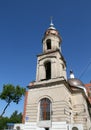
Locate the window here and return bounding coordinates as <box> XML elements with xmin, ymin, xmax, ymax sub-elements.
<box><xmin>16</xmin><ymin>126</ymin><xmax>20</xmax><ymax>130</ymax></box>
<box><xmin>59</xmin><ymin>42</ymin><xmax>60</xmax><ymax>47</ymax></box>
<box><xmin>45</xmin><ymin>128</ymin><xmax>49</xmax><ymax>130</ymax></box>
<box><xmin>46</xmin><ymin>39</ymin><xmax>51</xmax><ymax>50</ymax></box>
<box><xmin>40</xmin><ymin>98</ymin><xmax>51</xmax><ymax>120</ymax></box>
<box><xmin>72</xmin><ymin>127</ymin><xmax>78</xmax><ymax>130</ymax></box>
<box><xmin>45</xmin><ymin>62</ymin><xmax>51</xmax><ymax>80</ymax></box>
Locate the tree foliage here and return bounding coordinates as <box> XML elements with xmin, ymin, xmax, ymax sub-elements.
<box><xmin>0</xmin><ymin>116</ymin><xmax>9</xmax><ymax>130</ymax></box>
<box><xmin>9</xmin><ymin>110</ymin><xmax>22</xmax><ymax>123</ymax></box>
<box><xmin>0</xmin><ymin>111</ymin><xmax>22</xmax><ymax>130</ymax></box>
<box><xmin>0</xmin><ymin>84</ymin><xmax>26</xmax><ymax>117</ymax></box>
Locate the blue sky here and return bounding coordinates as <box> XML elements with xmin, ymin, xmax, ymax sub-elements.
<box><xmin>0</xmin><ymin>0</ymin><xmax>91</xmax><ymax>117</ymax></box>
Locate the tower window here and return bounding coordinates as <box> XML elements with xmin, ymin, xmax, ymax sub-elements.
<box><xmin>46</xmin><ymin>39</ymin><xmax>51</xmax><ymax>50</ymax></box>
<box><xmin>40</xmin><ymin>98</ymin><xmax>51</xmax><ymax>120</ymax></box>
<box><xmin>59</xmin><ymin>42</ymin><xmax>60</xmax><ymax>47</ymax></box>
<box><xmin>72</xmin><ymin>127</ymin><xmax>78</xmax><ymax>130</ymax></box>
<box><xmin>16</xmin><ymin>126</ymin><xmax>20</xmax><ymax>130</ymax></box>
<box><xmin>45</xmin><ymin>128</ymin><xmax>49</xmax><ymax>130</ymax></box>
<box><xmin>45</xmin><ymin>62</ymin><xmax>51</xmax><ymax>80</ymax></box>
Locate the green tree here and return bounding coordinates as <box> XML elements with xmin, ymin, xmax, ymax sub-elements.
<box><xmin>0</xmin><ymin>84</ymin><xmax>26</xmax><ymax>117</ymax></box>
<box><xmin>9</xmin><ymin>110</ymin><xmax>22</xmax><ymax>123</ymax></box>
<box><xmin>0</xmin><ymin>111</ymin><xmax>22</xmax><ymax>130</ymax></box>
<box><xmin>0</xmin><ymin>116</ymin><xmax>9</xmax><ymax>130</ymax></box>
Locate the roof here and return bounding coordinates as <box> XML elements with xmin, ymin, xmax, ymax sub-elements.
<box><xmin>85</xmin><ymin>83</ymin><xmax>91</xmax><ymax>103</ymax></box>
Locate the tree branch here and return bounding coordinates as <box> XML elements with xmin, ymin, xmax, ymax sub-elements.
<box><xmin>0</xmin><ymin>101</ymin><xmax>11</xmax><ymax>117</ymax></box>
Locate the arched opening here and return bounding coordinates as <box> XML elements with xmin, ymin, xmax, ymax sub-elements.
<box><xmin>45</xmin><ymin>62</ymin><xmax>51</xmax><ymax>80</ymax></box>
<box><xmin>46</xmin><ymin>39</ymin><xmax>51</xmax><ymax>50</ymax></box>
<box><xmin>40</xmin><ymin>98</ymin><xmax>51</xmax><ymax>120</ymax></box>
<box><xmin>45</xmin><ymin>128</ymin><xmax>49</xmax><ymax>130</ymax></box>
<box><xmin>72</xmin><ymin>127</ymin><xmax>78</xmax><ymax>130</ymax></box>
<box><xmin>16</xmin><ymin>126</ymin><xmax>20</xmax><ymax>130</ymax></box>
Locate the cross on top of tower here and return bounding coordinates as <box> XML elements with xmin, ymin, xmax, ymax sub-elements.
<box><xmin>48</xmin><ymin>17</ymin><xmax>56</xmax><ymax>30</ymax></box>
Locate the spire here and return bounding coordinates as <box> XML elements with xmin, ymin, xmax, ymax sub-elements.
<box><xmin>70</xmin><ymin>70</ymin><xmax>75</xmax><ymax>79</ymax></box>
<box><xmin>50</xmin><ymin>17</ymin><xmax>54</xmax><ymax>26</ymax></box>
<box><xmin>48</xmin><ymin>17</ymin><xmax>56</xmax><ymax>30</ymax></box>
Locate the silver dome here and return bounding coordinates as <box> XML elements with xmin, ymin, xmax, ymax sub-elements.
<box><xmin>68</xmin><ymin>78</ymin><xmax>85</xmax><ymax>87</ymax></box>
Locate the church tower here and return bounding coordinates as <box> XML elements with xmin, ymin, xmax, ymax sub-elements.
<box><xmin>21</xmin><ymin>21</ymin><xmax>91</xmax><ymax>130</ymax></box>
<box><xmin>36</xmin><ymin>21</ymin><xmax>67</xmax><ymax>82</ymax></box>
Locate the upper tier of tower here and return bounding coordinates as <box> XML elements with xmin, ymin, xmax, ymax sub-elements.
<box><xmin>35</xmin><ymin>21</ymin><xmax>67</xmax><ymax>82</ymax></box>
<box><xmin>42</xmin><ymin>21</ymin><xmax>62</xmax><ymax>53</ymax></box>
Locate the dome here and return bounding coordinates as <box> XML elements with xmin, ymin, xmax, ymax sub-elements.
<box><xmin>67</xmin><ymin>70</ymin><xmax>88</xmax><ymax>96</ymax></box>
<box><xmin>43</xmin><ymin>21</ymin><xmax>62</xmax><ymax>41</ymax></box>
<box><xmin>68</xmin><ymin>78</ymin><xmax>85</xmax><ymax>87</ymax></box>
<box><xmin>45</xmin><ymin>28</ymin><xmax>59</xmax><ymax>36</ymax></box>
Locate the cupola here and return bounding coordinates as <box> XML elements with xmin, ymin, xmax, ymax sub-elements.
<box><xmin>68</xmin><ymin>70</ymin><xmax>85</xmax><ymax>87</ymax></box>
<box><xmin>68</xmin><ymin>70</ymin><xmax>87</xmax><ymax>96</ymax></box>
<box><xmin>42</xmin><ymin>20</ymin><xmax>62</xmax><ymax>53</ymax></box>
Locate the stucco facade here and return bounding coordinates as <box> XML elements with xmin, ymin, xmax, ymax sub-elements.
<box><xmin>22</xmin><ymin>78</ymin><xmax>91</xmax><ymax>130</ymax></box>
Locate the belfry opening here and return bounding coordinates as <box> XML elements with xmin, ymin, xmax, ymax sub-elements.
<box><xmin>45</xmin><ymin>61</ymin><xmax>51</xmax><ymax>80</ymax></box>
<box><xmin>46</xmin><ymin>39</ymin><xmax>51</xmax><ymax>50</ymax></box>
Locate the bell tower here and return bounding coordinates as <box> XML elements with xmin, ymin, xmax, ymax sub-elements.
<box><xmin>36</xmin><ymin>21</ymin><xmax>67</xmax><ymax>82</ymax></box>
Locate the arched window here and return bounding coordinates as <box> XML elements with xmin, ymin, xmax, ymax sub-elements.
<box><xmin>72</xmin><ymin>127</ymin><xmax>78</xmax><ymax>130</ymax></box>
<box><xmin>16</xmin><ymin>126</ymin><xmax>20</xmax><ymax>130</ymax></box>
<box><xmin>45</xmin><ymin>128</ymin><xmax>49</xmax><ymax>130</ymax></box>
<box><xmin>46</xmin><ymin>39</ymin><xmax>51</xmax><ymax>50</ymax></box>
<box><xmin>45</xmin><ymin>62</ymin><xmax>51</xmax><ymax>80</ymax></box>
<box><xmin>40</xmin><ymin>98</ymin><xmax>51</xmax><ymax>120</ymax></box>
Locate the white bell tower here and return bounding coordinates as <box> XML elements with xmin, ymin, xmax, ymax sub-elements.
<box><xmin>36</xmin><ymin>21</ymin><xmax>67</xmax><ymax>82</ymax></box>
